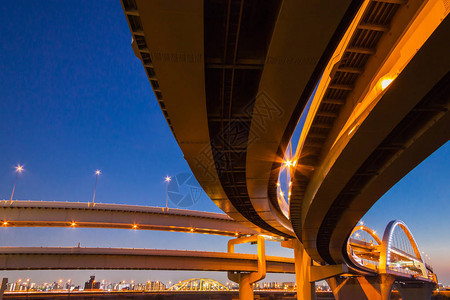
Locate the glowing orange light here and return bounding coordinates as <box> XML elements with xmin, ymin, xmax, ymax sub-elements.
<box><xmin>348</xmin><ymin>124</ymin><xmax>358</xmax><ymax>135</ymax></box>
<box><xmin>132</xmin><ymin>224</ymin><xmax>138</xmax><ymax>229</ymax></box>
<box><xmin>235</xmin><ymin>232</ymin><xmax>239</xmax><ymax>236</ymax></box>
<box><xmin>2</xmin><ymin>221</ymin><xmax>7</xmax><ymax>226</ymax></box>
<box><xmin>15</xmin><ymin>165</ymin><xmax>24</xmax><ymax>173</ymax></box>
<box><xmin>276</xmin><ymin>182</ymin><xmax>280</xmax><ymax>187</ymax></box>
<box><xmin>381</xmin><ymin>78</ymin><xmax>394</xmax><ymax>90</ymax></box>
<box><xmin>293</xmin><ymin>160</ymin><xmax>297</xmax><ymax>167</ymax></box>
<box><xmin>165</xmin><ymin>176</ymin><xmax>171</xmax><ymax>182</ymax></box>
<box><xmin>279</xmin><ymin>191</ymin><xmax>284</xmax><ymax>197</ymax></box>
<box><xmin>289</xmin><ymin>181</ymin><xmax>292</xmax><ymax>187</ymax></box>
<box><xmin>71</xmin><ymin>222</ymin><xmax>76</xmax><ymax>226</ymax></box>
<box><xmin>95</xmin><ymin>170</ymin><xmax>101</xmax><ymax>175</ymax></box>
<box><xmin>284</xmin><ymin>160</ymin><xmax>292</xmax><ymax>167</ymax></box>
<box><xmin>190</xmin><ymin>228</ymin><xmax>194</xmax><ymax>232</ymax></box>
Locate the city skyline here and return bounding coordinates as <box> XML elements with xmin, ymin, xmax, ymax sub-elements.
<box><xmin>0</xmin><ymin>0</ymin><xmax>448</xmax><ymax>288</ymax></box>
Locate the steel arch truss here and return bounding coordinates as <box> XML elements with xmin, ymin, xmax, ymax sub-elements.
<box><xmin>347</xmin><ymin>220</ymin><xmax>434</xmax><ymax>282</ymax></box>
<box><xmin>169</xmin><ymin>278</ymin><xmax>229</xmax><ymax>291</ymax></box>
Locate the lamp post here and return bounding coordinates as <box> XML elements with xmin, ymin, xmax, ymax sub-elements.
<box><xmin>92</xmin><ymin>170</ymin><xmax>101</xmax><ymax>204</ymax></box>
<box><xmin>164</xmin><ymin>176</ymin><xmax>171</xmax><ymax>211</ymax></box>
<box><xmin>10</xmin><ymin>164</ymin><xmax>24</xmax><ymax>202</ymax></box>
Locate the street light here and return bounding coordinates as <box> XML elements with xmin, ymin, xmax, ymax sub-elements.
<box><xmin>92</xmin><ymin>170</ymin><xmax>101</xmax><ymax>204</ymax></box>
<box><xmin>164</xmin><ymin>176</ymin><xmax>171</xmax><ymax>211</ymax></box>
<box><xmin>10</xmin><ymin>164</ymin><xmax>24</xmax><ymax>202</ymax></box>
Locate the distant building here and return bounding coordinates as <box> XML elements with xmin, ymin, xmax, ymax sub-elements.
<box><xmin>283</xmin><ymin>282</ymin><xmax>296</xmax><ymax>290</ymax></box>
<box><xmin>268</xmin><ymin>282</ymin><xmax>282</xmax><ymax>289</ymax></box>
<box><xmin>146</xmin><ymin>281</ymin><xmax>166</xmax><ymax>290</ymax></box>
<box><xmin>84</xmin><ymin>276</ymin><xmax>100</xmax><ymax>290</ymax></box>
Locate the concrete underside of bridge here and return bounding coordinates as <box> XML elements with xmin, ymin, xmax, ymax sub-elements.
<box><xmin>122</xmin><ymin>0</ymin><xmax>449</xmax><ymax>270</ymax></box>
<box><xmin>300</xmin><ymin>11</ymin><xmax>450</xmax><ymax>266</ymax></box>
<box><xmin>116</xmin><ymin>1</ymin><xmax>448</xmax><ymax>299</ymax></box>
<box><xmin>121</xmin><ymin>0</ymin><xmax>365</xmax><ymax>239</ymax></box>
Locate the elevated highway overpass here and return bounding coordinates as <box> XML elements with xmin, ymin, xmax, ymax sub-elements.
<box><xmin>291</xmin><ymin>1</ymin><xmax>450</xmax><ymax>266</ymax></box>
<box><xmin>120</xmin><ymin>0</ymin><xmax>448</xmax><ymax>298</ymax></box>
<box><xmin>121</xmin><ymin>0</ymin><xmax>367</xmax><ymax>238</ymax></box>
<box><xmin>1</xmin><ymin>0</ymin><xmax>437</xmax><ymax>299</ymax></box>
<box><xmin>0</xmin><ymin>0</ymin><xmax>446</xmax><ymax>299</ymax></box>
<box><xmin>0</xmin><ymin>247</ymin><xmax>294</xmax><ymax>273</ymax></box>
<box><xmin>0</xmin><ymin>200</ymin><xmax>258</xmax><ymax>237</ymax></box>
<box><xmin>121</xmin><ymin>0</ymin><xmax>448</xmax><ymax>261</ymax></box>
<box><xmin>0</xmin><ymin>200</ymin><xmax>438</xmax><ymax>299</ymax></box>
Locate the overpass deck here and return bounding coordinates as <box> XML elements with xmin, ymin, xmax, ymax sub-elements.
<box><xmin>0</xmin><ymin>200</ymin><xmax>258</xmax><ymax>237</ymax></box>
<box><xmin>0</xmin><ymin>247</ymin><xmax>294</xmax><ymax>273</ymax></box>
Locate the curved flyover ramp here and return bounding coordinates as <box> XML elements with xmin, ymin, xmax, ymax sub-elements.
<box><xmin>0</xmin><ymin>200</ymin><xmax>258</xmax><ymax>237</ymax></box>
<box><xmin>288</xmin><ymin>0</ymin><xmax>449</xmax><ymax>264</ymax></box>
<box><xmin>121</xmin><ymin>0</ymin><xmax>364</xmax><ymax>238</ymax></box>
<box><xmin>120</xmin><ymin>0</ymin><xmax>449</xmax><ymax>271</ymax></box>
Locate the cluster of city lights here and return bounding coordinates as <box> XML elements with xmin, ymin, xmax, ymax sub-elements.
<box><xmin>276</xmin><ymin>157</ymin><xmax>298</xmax><ymax>218</ymax></box>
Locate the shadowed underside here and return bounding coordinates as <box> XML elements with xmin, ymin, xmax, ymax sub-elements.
<box><xmin>296</xmin><ymin>6</ymin><xmax>450</xmax><ymax>264</ymax></box>
<box><xmin>121</xmin><ymin>0</ymin><xmax>449</xmax><ymax>266</ymax></box>
<box><xmin>121</xmin><ymin>0</ymin><xmax>363</xmax><ymax>238</ymax></box>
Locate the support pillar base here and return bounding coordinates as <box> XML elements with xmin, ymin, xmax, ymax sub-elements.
<box><xmin>292</xmin><ymin>240</ymin><xmax>316</xmax><ymax>300</ymax></box>
<box><xmin>0</xmin><ymin>278</ymin><xmax>7</xmax><ymax>300</ymax></box>
<box><xmin>327</xmin><ymin>274</ymin><xmax>395</xmax><ymax>300</ymax></box>
<box><xmin>394</xmin><ymin>281</ymin><xmax>436</xmax><ymax>300</ymax></box>
<box><xmin>229</xmin><ymin>272</ymin><xmax>254</xmax><ymax>300</ymax></box>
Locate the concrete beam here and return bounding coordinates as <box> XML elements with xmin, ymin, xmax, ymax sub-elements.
<box><xmin>0</xmin><ymin>247</ymin><xmax>295</xmax><ymax>273</ymax></box>
<box><xmin>0</xmin><ymin>201</ymin><xmax>258</xmax><ymax>237</ymax></box>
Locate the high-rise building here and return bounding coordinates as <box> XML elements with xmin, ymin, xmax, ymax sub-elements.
<box><xmin>84</xmin><ymin>276</ymin><xmax>100</xmax><ymax>290</ymax></box>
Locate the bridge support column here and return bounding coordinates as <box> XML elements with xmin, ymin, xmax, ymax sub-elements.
<box><xmin>327</xmin><ymin>274</ymin><xmax>395</xmax><ymax>300</ymax></box>
<box><xmin>281</xmin><ymin>239</ymin><xmax>318</xmax><ymax>300</ymax></box>
<box><xmin>394</xmin><ymin>281</ymin><xmax>436</xmax><ymax>300</ymax></box>
<box><xmin>228</xmin><ymin>272</ymin><xmax>255</xmax><ymax>300</ymax></box>
<box><xmin>293</xmin><ymin>240</ymin><xmax>316</xmax><ymax>300</ymax></box>
<box><xmin>227</xmin><ymin>235</ymin><xmax>266</xmax><ymax>300</ymax></box>
<box><xmin>0</xmin><ymin>278</ymin><xmax>7</xmax><ymax>300</ymax></box>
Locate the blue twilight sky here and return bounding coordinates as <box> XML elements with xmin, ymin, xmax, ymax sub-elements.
<box><xmin>0</xmin><ymin>0</ymin><xmax>449</xmax><ymax>286</ymax></box>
